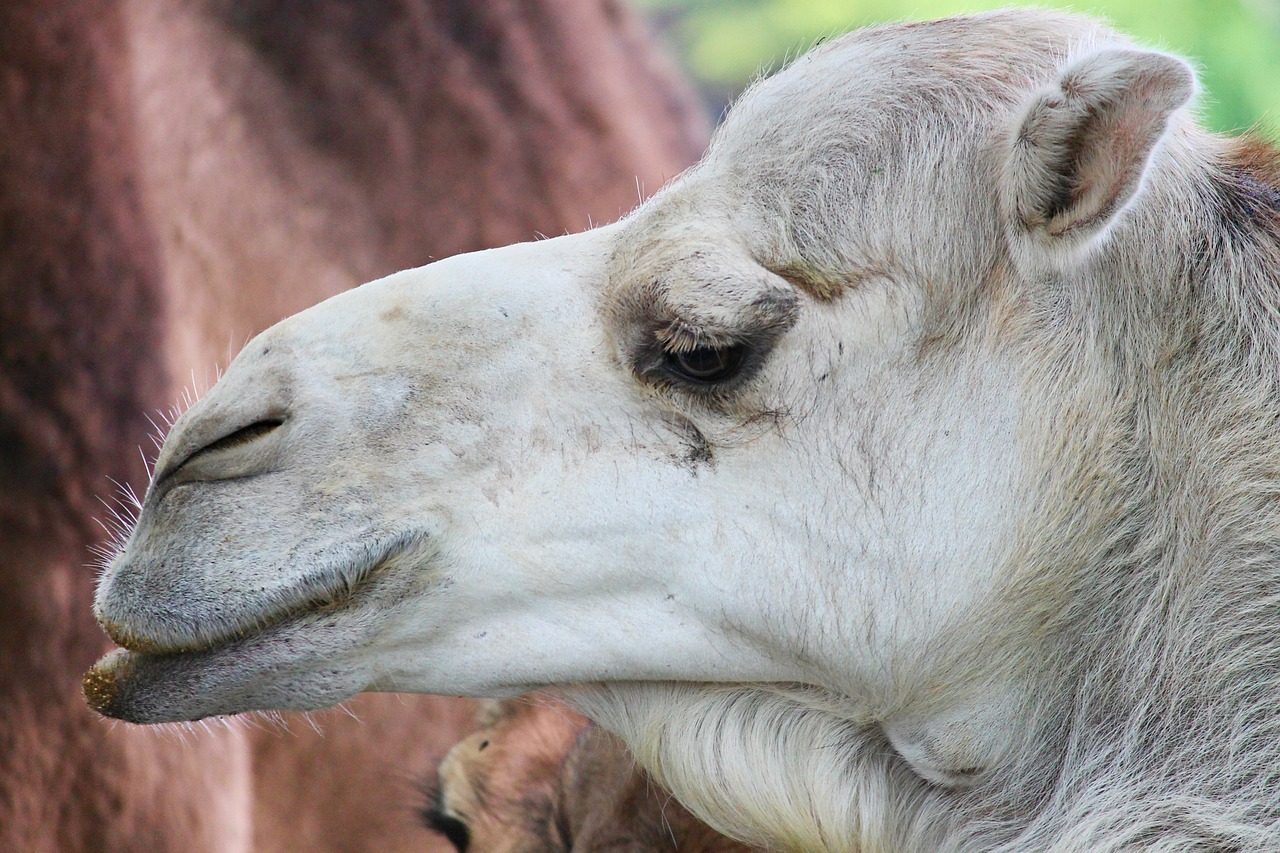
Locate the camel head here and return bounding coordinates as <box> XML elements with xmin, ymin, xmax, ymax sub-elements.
<box><xmin>89</xmin><ymin>9</ymin><xmax>1255</xmax><ymax>849</ymax></box>
<box><xmin>87</xmin><ymin>226</ymin><xmax>812</xmax><ymax>713</ymax></box>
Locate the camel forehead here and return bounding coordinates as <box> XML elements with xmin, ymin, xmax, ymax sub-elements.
<box><xmin>750</xmin><ymin>11</ymin><xmax>1107</xmax><ymax>107</ymax></box>
<box><xmin>210</xmin><ymin>9</ymin><xmax>1126</xmax><ymax>390</ymax></box>
<box><xmin>707</xmin><ymin>10</ymin><xmax>1114</xmax><ymax>172</ymax></box>
<box><xmin>604</xmin><ymin>10</ymin><xmax>1122</xmax><ymax>309</ymax></box>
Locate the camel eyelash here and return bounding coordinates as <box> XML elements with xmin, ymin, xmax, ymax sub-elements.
<box><xmin>653</xmin><ymin>317</ymin><xmax>740</xmax><ymax>354</ymax></box>
<box><xmin>630</xmin><ymin>335</ymin><xmax>763</xmax><ymax>400</ymax></box>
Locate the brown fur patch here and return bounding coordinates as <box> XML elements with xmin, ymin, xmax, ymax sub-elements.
<box><xmin>1220</xmin><ymin>134</ymin><xmax>1280</xmax><ymax>236</ymax></box>
<box><xmin>771</xmin><ymin>259</ymin><xmax>888</xmax><ymax>301</ymax></box>
<box><xmin>0</xmin><ymin>0</ymin><xmax>165</xmax><ymax>542</ymax></box>
<box><xmin>1228</xmin><ymin>134</ymin><xmax>1280</xmax><ymax>188</ymax></box>
<box><xmin>0</xmin><ymin>4</ymin><xmax>250</xmax><ymax>848</ymax></box>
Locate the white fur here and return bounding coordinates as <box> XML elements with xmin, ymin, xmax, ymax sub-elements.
<box><xmin>91</xmin><ymin>10</ymin><xmax>1280</xmax><ymax>849</ymax></box>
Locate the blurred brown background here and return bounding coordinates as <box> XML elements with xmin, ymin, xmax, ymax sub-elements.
<box><xmin>0</xmin><ymin>1</ymin><xmax>706</xmax><ymax>849</ymax></box>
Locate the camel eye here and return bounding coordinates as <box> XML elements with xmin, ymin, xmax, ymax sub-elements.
<box><xmin>665</xmin><ymin>344</ymin><xmax>747</xmax><ymax>384</ymax></box>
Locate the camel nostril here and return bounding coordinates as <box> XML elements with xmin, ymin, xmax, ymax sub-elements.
<box><xmin>195</xmin><ymin>418</ymin><xmax>284</xmax><ymax>458</ymax></box>
<box><xmin>199</xmin><ymin>417</ymin><xmax>282</xmax><ymax>450</ymax></box>
<box><xmin>157</xmin><ymin>418</ymin><xmax>286</xmax><ymax>488</ymax></box>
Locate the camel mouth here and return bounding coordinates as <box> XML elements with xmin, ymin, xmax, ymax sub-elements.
<box><xmin>81</xmin><ymin>532</ymin><xmax>419</xmax><ymax>717</ymax></box>
<box><xmin>102</xmin><ymin>533</ymin><xmax>421</xmax><ymax>658</ymax></box>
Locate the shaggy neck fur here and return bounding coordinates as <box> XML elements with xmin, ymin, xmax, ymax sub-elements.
<box><xmin>982</xmin><ymin>135</ymin><xmax>1280</xmax><ymax>850</ymax></box>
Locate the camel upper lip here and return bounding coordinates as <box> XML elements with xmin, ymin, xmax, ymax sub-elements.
<box><xmin>98</xmin><ymin>533</ymin><xmax>417</xmax><ymax>657</ymax></box>
<box><xmin>101</xmin><ymin>573</ymin><xmax>360</xmax><ymax>657</ymax></box>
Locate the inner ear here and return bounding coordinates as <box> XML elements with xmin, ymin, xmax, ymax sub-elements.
<box><xmin>1003</xmin><ymin>47</ymin><xmax>1194</xmax><ymax>253</ymax></box>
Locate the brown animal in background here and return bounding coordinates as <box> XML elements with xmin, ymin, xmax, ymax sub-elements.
<box><xmin>0</xmin><ymin>1</ymin><xmax>705</xmax><ymax>850</ymax></box>
<box><xmin>428</xmin><ymin>699</ymin><xmax>754</xmax><ymax>853</ymax></box>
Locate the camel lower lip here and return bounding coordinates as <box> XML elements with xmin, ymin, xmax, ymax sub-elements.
<box><xmin>84</xmin><ymin>630</ymin><xmax>271</xmax><ymax>720</ymax></box>
<box><xmin>82</xmin><ymin>614</ymin><xmax>363</xmax><ymax>723</ymax></box>
<box><xmin>83</xmin><ymin>642</ymin><xmax>252</xmax><ymax>722</ymax></box>
<box><xmin>82</xmin><ymin>648</ymin><xmax>132</xmax><ymax>717</ymax></box>
<box><xmin>83</xmin><ymin>647</ymin><xmax>181</xmax><ymax>720</ymax></box>
<box><xmin>83</xmin><ymin>641</ymin><xmax>226</xmax><ymax>717</ymax></box>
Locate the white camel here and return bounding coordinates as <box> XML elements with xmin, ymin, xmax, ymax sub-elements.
<box><xmin>87</xmin><ymin>9</ymin><xmax>1280</xmax><ymax>850</ymax></box>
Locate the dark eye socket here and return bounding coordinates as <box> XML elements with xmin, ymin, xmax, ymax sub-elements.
<box><xmin>664</xmin><ymin>344</ymin><xmax>747</xmax><ymax>384</ymax></box>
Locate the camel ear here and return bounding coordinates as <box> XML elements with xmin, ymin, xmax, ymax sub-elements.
<box><xmin>1003</xmin><ymin>47</ymin><xmax>1194</xmax><ymax>260</ymax></box>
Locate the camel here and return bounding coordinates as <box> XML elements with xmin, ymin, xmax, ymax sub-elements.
<box><xmin>426</xmin><ymin>697</ymin><xmax>752</xmax><ymax>851</ymax></box>
<box><xmin>86</xmin><ymin>7</ymin><xmax>1280</xmax><ymax>850</ymax></box>
<box><xmin>0</xmin><ymin>0</ymin><xmax>703</xmax><ymax>850</ymax></box>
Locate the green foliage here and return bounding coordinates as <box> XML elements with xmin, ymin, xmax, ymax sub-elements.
<box><xmin>638</xmin><ymin>0</ymin><xmax>1280</xmax><ymax>138</ymax></box>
